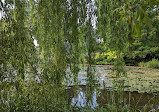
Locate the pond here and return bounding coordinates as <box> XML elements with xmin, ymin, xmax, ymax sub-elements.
<box><xmin>65</xmin><ymin>66</ymin><xmax>159</xmax><ymax>111</ymax></box>
<box><xmin>67</xmin><ymin>85</ymin><xmax>159</xmax><ymax>111</ymax></box>
<box><xmin>1</xmin><ymin>65</ymin><xmax>159</xmax><ymax>111</ymax></box>
<box><xmin>66</xmin><ymin>66</ymin><xmax>159</xmax><ymax>93</ymax></box>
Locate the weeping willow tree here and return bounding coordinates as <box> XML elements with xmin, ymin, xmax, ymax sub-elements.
<box><xmin>0</xmin><ymin>0</ymin><xmax>158</xmax><ymax>111</ymax></box>
<box><xmin>0</xmin><ymin>0</ymin><xmax>93</xmax><ymax>111</ymax></box>
<box><xmin>1</xmin><ymin>0</ymin><xmax>87</xmax><ymax>82</ymax></box>
<box><xmin>1</xmin><ymin>0</ymin><xmax>158</xmax><ymax>83</ymax></box>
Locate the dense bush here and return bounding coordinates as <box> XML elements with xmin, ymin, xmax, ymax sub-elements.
<box><xmin>146</xmin><ymin>59</ymin><xmax>159</xmax><ymax>68</ymax></box>
<box><xmin>138</xmin><ymin>62</ymin><xmax>145</xmax><ymax>67</ymax></box>
<box><xmin>138</xmin><ymin>59</ymin><xmax>159</xmax><ymax>68</ymax></box>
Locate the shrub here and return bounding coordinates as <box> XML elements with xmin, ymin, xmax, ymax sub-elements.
<box><xmin>138</xmin><ymin>62</ymin><xmax>146</xmax><ymax>67</ymax></box>
<box><xmin>138</xmin><ymin>59</ymin><xmax>159</xmax><ymax>68</ymax></box>
<box><xmin>146</xmin><ymin>58</ymin><xmax>159</xmax><ymax>68</ymax></box>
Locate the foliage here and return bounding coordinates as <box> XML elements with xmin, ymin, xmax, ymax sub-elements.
<box><xmin>138</xmin><ymin>58</ymin><xmax>159</xmax><ymax>68</ymax></box>
<box><xmin>138</xmin><ymin>62</ymin><xmax>145</xmax><ymax>67</ymax></box>
<box><xmin>127</xmin><ymin>10</ymin><xmax>159</xmax><ymax>61</ymax></box>
<box><xmin>0</xmin><ymin>0</ymin><xmax>159</xmax><ymax>111</ymax></box>
<box><xmin>95</xmin><ymin>9</ymin><xmax>159</xmax><ymax>65</ymax></box>
<box><xmin>146</xmin><ymin>59</ymin><xmax>159</xmax><ymax>68</ymax></box>
<box><xmin>95</xmin><ymin>50</ymin><xmax>123</xmax><ymax>65</ymax></box>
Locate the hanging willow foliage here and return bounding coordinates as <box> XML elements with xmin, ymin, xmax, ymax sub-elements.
<box><xmin>0</xmin><ymin>0</ymin><xmax>158</xmax><ymax>81</ymax></box>
<box><xmin>0</xmin><ymin>0</ymin><xmax>159</xmax><ymax>111</ymax></box>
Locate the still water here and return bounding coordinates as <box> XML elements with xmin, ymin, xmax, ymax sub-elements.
<box><xmin>67</xmin><ymin>85</ymin><xmax>159</xmax><ymax>111</ymax></box>
<box><xmin>66</xmin><ymin>66</ymin><xmax>159</xmax><ymax>111</ymax></box>
<box><xmin>1</xmin><ymin>66</ymin><xmax>159</xmax><ymax>111</ymax></box>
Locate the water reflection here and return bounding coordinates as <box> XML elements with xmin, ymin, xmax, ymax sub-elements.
<box><xmin>71</xmin><ymin>87</ymin><xmax>98</xmax><ymax>108</ymax></box>
<box><xmin>1</xmin><ymin>66</ymin><xmax>159</xmax><ymax>111</ymax></box>
<box><xmin>67</xmin><ymin>85</ymin><xmax>159</xmax><ymax>111</ymax></box>
<box><xmin>66</xmin><ymin>66</ymin><xmax>159</xmax><ymax>111</ymax></box>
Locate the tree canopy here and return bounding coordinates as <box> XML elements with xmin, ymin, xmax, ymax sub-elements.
<box><xmin>1</xmin><ymin>0</ymin><xmax>159</xmax><ymax>80</ymax></box>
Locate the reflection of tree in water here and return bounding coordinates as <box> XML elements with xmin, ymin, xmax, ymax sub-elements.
<box><xmin>67</xmin><ymin>66</ymin><xmax>99</xmax><ymax>108</ymax></box>
<box><xmin>86</xmin><ymin>65</ymin><xmax>98</xmax><ymax>107</ymax></box>
<box><xmin>67</xmin><ymin>83</ymin><xmax>159</xmax><ymax>111</ymax></box>
<box><xmin>67</xmin><ymin>85</ymin><xmax>98</xmax><ymax>108</ymax></box>
<box><xmin>97</xmin><ymin>90</ymin><xmax>159</xmax><ymax>111</ymax></box>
